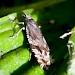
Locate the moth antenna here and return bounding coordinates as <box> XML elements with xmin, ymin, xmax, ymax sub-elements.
<box><xmin>22</xmin><ymin>14</ymin><xmax>26</xmax><ymax>18</ymax></box>
<box><xmin>22</xmin><ymin>13</ymin><xmax>32</xmax><ymax>22</ymax></box>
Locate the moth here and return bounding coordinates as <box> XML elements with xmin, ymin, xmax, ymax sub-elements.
<box><xmin>23</xmin><ymin>14</ymin><xmax>51</xmax><ymax>70</ymax></box>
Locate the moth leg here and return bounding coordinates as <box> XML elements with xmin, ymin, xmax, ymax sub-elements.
<box><xmin>12</xmin><ymin>22</ymin><xmax>25</xmax><ymax>38</ymax></box>
<box><xmin>9</xmin><ymin>14</ymin><xmax>25</xmax><ymax>38</ymax></box>
<box><xmin>10</xmin><ymin>27</ymin><xmax>25</xmax><ymax>38</ymax></box>
<box><xmin>17</xmin><ymin>22</ymin><xmax>24</xmax><ymax>25</ymax></box>
<box><xmin>9</xmin><ymin>14</ymin><xmax>25</xmax><ymax>25</ymax></box>
<box><xmin>9</xmin><ymin>18</ymin><xmax>25</xmax><ymax>38</ymax></box>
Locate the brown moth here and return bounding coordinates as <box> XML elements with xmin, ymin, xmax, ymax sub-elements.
<box><xmin>23</xmin><ymin>14</ymin><xmax>51</xmax><ymax>70</ymax></box>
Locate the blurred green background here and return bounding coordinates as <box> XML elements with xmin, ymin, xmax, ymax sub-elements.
<box><xmin>0</xmin><ymin>0</ymin><xmax>75</xmax><ymax>75</ymax></box>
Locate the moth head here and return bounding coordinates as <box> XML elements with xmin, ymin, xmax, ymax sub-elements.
<box><xmin>22</xmin><ymin>13</ymin><xmax>31</xmax><ymax>22</ymax></box>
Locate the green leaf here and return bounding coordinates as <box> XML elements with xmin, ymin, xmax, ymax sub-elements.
<box><xmin>0</xmin><ymin>47</ymin><xmax>30</xmax><ymax>75</ymax></box>
<box><xmin>0</xmin><ymin>13</ymin><xmax>24</xmax><ymax>55</ymax></box>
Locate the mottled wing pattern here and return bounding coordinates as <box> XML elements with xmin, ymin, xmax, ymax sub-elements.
<box><xmin>23</xmin><ymin>14</ymin><xmax>51</xmax><ymax>69</ymax></box>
